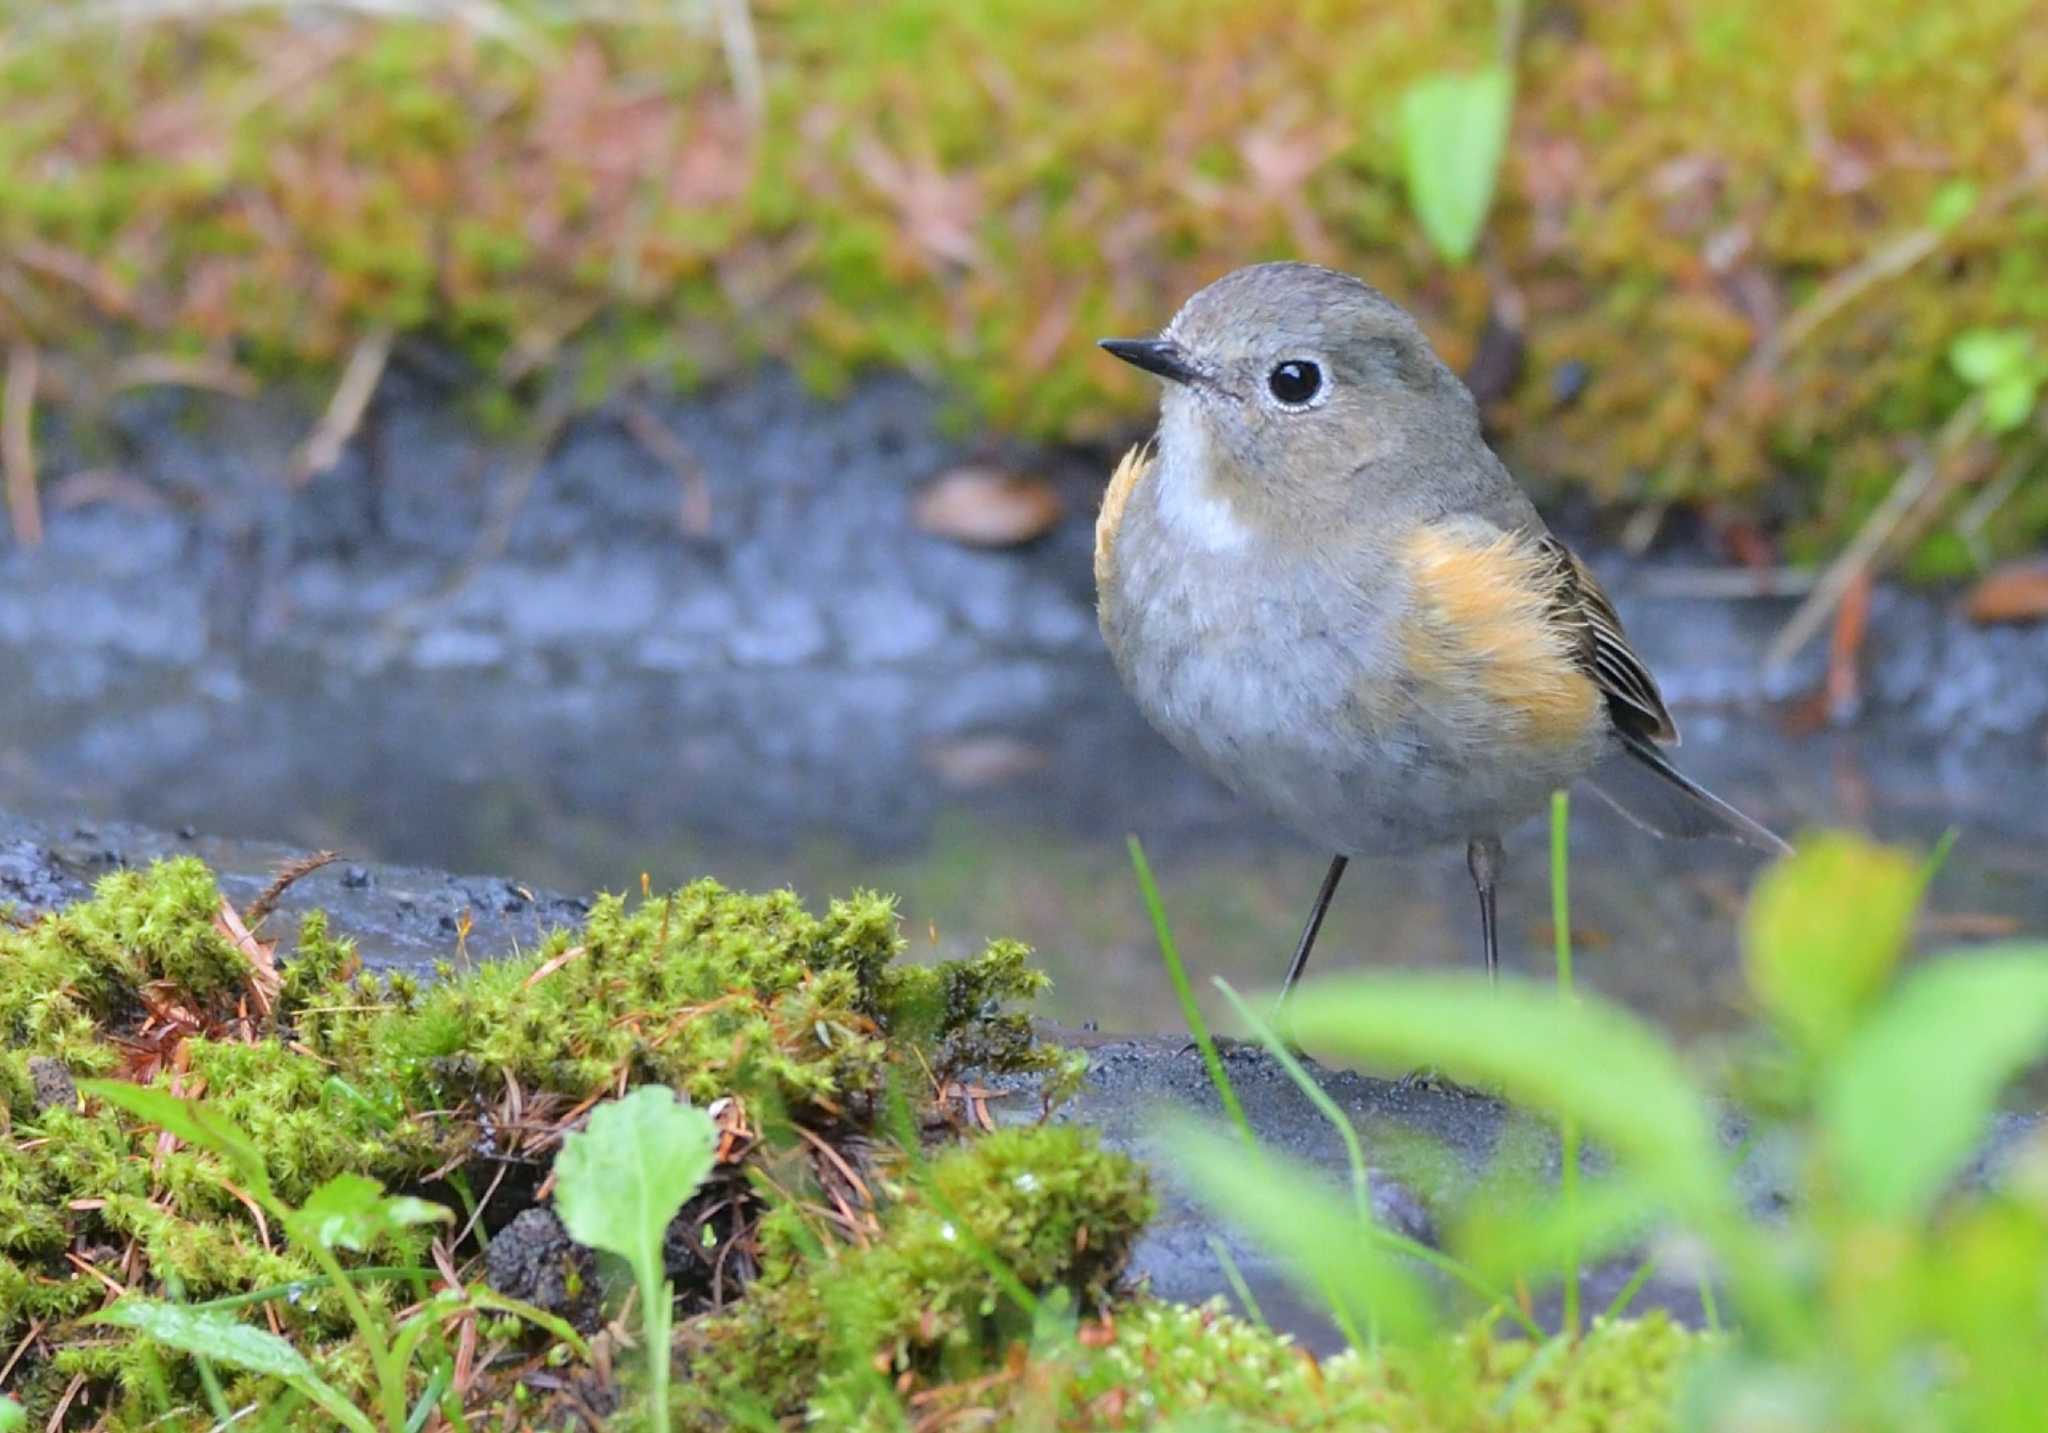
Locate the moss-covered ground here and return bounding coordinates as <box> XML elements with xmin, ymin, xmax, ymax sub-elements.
<box><xmin>0</xmin><ymin>1</ymin><xmax>2043</xmax><ymax>563</ymax></box>
<box><xmin>1</xmin><ymin>857</ymin><xmax>1705</xmax><ymax>1427</ymax></box>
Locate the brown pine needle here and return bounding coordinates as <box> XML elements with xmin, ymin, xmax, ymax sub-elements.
<box><xmin>243</xmin><ymin>849</ymin><xmax>341</xmax><ymax>931</ymax></box>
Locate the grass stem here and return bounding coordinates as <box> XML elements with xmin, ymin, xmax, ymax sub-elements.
<box><xmin>1551</xmin><ymin>790</ymin><xmax>1582</xmax><ymax>1340</ymax></box>
<box><xmin>1128</xmin><ymin>835</ymin><xmax>1253</xmax><ymax>1149</ymax></box>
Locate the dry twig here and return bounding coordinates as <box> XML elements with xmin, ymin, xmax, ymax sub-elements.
<box><xmin>1733</xmin><ymin>151</ymin><xmax>2048</xmax><ymax>394</ymax></box>
<box><xmin>107</xmin><ymin>352</ymin><xmax>259</xmax><ymax>399</ymax></box>
<box><xmin>712</xmin><ymin>0</ymin><xmax>764</xmax><ymax>123</ymax></box>
<box><xmin>1765</xmin><ymin>397</ymin><xmax>1983</xmax><ymax>671</ymax></box>
<box><xmin>4</xmin><ymin>343</ymin><xmax>42</xmax><ymax>547</ymax></box>
<box><xmin>288</xmin><ymin>326</ymin><xmax>392</xmax><ymax>487</ymax></box>
<box><xmin>621</xmin><ymin>402</ymin><xmax>713</xmax><ymax>535</ymax></box>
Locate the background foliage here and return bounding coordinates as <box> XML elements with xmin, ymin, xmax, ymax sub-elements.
<box><xmin>0</xmin><ymin>0</ymin><xmax>2042</xmax><ymax>559</ymax></box>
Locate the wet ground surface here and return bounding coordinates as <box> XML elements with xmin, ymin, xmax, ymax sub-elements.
<box><xmin>2</xmin><ymin>365</ymin><xmax>2046</xmax><ymax>1043</ymax></box>
<box><xmin>1014</xmin><ymin>1031</ymin><xmax>2045</xmax><ymax>1350</ymax></box>
<box><xmin>7</xmin><ymin>803</ymin><xmax>2040</xmax><ymax>1348</ymax></box>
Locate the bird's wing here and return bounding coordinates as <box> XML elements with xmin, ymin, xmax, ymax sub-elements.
<box><xmin>1532</xmin><ymin>535</ymin><xmax>1679</xmax><ymax>747</ymax></box>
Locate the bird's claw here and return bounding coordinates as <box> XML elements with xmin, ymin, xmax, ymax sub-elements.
<box><xmin>1395</xmin><ymin>1066</ymin><xmax>1499</xmax><ymax>1101</ymax></box>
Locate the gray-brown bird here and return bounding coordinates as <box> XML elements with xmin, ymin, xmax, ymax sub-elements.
<box><xmin>1095</xmin><ymin>262</ymin><xmax>1787</xmax><ymax>998</ymax></box>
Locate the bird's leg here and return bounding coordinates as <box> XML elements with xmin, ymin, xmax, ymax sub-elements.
<box><xmin>1395</xmin><ymin>839</ymin><xmax>1512</xmax><ymax>1099</ymax></box>
<box><xmin>1276</xmin><ymin>854</ymin><xmax>1348</xmax><ymax>1009</ymax></box>
<box><xmin>1466</xmin><ymin>834</ymin><xmax>1505</xmax><ymax>986</ymax></box>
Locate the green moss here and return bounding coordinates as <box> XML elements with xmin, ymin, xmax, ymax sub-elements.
<box><xmin>0</xmin><ymin>1</ymin><xmax>2041</xmax><ymax>556</ymax></box>
<box><xmin>892</xmin><ymin>1303</ymin><xmax>1703</xmax><ymax>1431</ymax></box>
<box><xmin>0</xmin><ymin>858</ymin><xmax>250</xmax><ymax>1049</ymax></box>
<box><xmin>681</xmin><ymin>1124</ymin><xmax>1156</xmax><ymax>1424</ymax></box>
<box><xmin>0</xmin><ymin>859</ymin><xmax>1068</xmax><ymax>1420</ymax></box>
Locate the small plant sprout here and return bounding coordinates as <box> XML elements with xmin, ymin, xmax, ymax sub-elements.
<box><xmin>1397</xmin><ymin>0</ymin><xmax>1523</xmax><ymax>264</ymax></box>
<box><xmin>553</xmin><ymin>1084</ymin><xmax>719</xmax><ymax>1433</ymax></box>
<box><xmin>1950</xmin><ymin>328</ymin><xmax>2047</xmax><ymax>434</ymax></box>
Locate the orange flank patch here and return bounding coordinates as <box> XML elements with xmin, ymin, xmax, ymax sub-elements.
<box><xmin>1093</xmin><ymin>443</ymin><xmax>1153</xmax><ymax>619</ymax></box>
<box><xmin>1401</xmin><ymin>525</ymin><xmax>1600</xmax><ymax>748</ymax></box>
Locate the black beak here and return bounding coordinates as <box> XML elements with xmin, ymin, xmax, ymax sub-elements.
<box><xmin>1098</xmin><ymin>337</ymin><xmax>1202</xmax><ymax>386</ymax></box>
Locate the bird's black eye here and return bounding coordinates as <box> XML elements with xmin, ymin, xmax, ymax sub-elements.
<box><xmin>1267</xmin><ymin>359</ymin><xmax>1322</xmax><ymax>406</ymax></box>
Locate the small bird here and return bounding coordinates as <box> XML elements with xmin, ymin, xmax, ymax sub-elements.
<box><xmin>1095</xmin><ymin>262</ymin><xmax>1787</xmax><ymax>998</ymax></box>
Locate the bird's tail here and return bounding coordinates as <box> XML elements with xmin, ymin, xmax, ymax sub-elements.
<box><xmin>1585</xmin><ymin>733</ymin><xmax>1792</xmax><ymax>856</ymax></box>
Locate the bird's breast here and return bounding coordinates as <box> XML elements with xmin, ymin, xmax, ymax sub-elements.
<box><xmin>1096</xmin><ymin>467</ymin><xmax>1607</xmax><ymax>851</ymax></box>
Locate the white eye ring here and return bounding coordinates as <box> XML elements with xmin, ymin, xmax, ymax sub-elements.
<box><xmin>1264</xmin><ymin>357</ymin><xmax>1328</xmax><ymax>411</ymax></box>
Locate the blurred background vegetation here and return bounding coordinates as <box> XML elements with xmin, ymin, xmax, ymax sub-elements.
<box><xmin>1</xmin><ymin>0</ymin><xmax>2043</xmax><ymax>569</ymax></box>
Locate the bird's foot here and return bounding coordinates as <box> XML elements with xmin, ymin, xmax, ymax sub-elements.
<box><xmin>1394</xmin><ymin>1066</ymin><xmax>1500</xmax><ymax>1101</ymax></box>
<box><xmin>1176</xmin><ymin>1033</ymin><xmax>1261</xmax><ymax>1060</ymax></box>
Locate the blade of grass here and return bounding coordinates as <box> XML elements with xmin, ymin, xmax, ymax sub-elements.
<box><xmin>1552</xmin><ymin>790</ymin><xmax>1581</xmax><ymax>1339</ymax></box>
<box><xmin>1214</xmin><ymin>977</ymin><xmax>1543</xmax><ymax>1338</ymax></box>
<box><xmin>1171</xmin><ymin>1119</ymin><xmax>1429</xmax><ymax>1347</ymax></box>
<box><xmin>1213</xmin><ymin>979</ymin><xmax>1370</xmax><ymax>1222</ymax></box>
<box><xmin>466</xmin><ymin>1287</ymin><xmax>593</xmax><ymax>1362</ymax></box>
<box><xmin>1128</xmin><ymin>835</ymin><xmax>1252</xmax><ymax>1148</ymax></box>
<box><xmin>405</xmin><ymin>1364</ymin><xmax>450</xmax><ymax>1433</ymax></box>
<box><xmin>1921</xmin><ymin>826</ymin><xmax>1961</xmax><ymax>884</ymax></box>
<box><xmin>1600</xmin><ymin>1257</ymin><xmax>1659</xmax><ymax>1324</ymax></box>
<box><xmin>1491</xmin><ymin>1331</ymin><xmax>1570</xmax><ymax>1417</ymax></box>
<box><xmin>1697</xmin><ymin>1269</ymin><xmax>1722</xmax><ymax>1335</ymax></box>
<box><xmin>184</xmin><ymin>1268</ymin><xmax>424</xmax><ymax>1314</ymax></box>
<box><xmin>881</xmin><ymin>1080</ymin><xmax>1039</xmax><ymax>1318</ymax></box>
<box><xmin>164</xmin><ymin>1273</ymin><xmax>234</xmax><ymax>1425</ymax></box>
<box><xmin>1207</xmin><ymin>1235</ymin><xmax>1269</xmax><ymax>1331</ymax></box>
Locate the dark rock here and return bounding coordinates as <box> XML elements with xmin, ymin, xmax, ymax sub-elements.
<box><xmin>28</xmin><ymin>1056</ymin><xmax>77</xmax><ymax>1112</ymax></box>
<box><xmin>0</xmin><ymin>809</ymin><xmax>571</xmax><ymax>972</ymax></box>
<box><xmin>485</xmin><ymin>1207</ymin><xmax>602</xmax><ymax>1334</ymax></box>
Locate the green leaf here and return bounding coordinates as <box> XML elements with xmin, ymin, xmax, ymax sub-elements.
<box><xmin>1925</xmin><ymin>179</ymin><xmax>1979</xmax><ymax>232</ymax></box>
<box><xmin>1398</xmin><ymin>67</ymin><xmax>1514</xmax><ymax>264</ymax></box>
<box><xmin>1983</xmin><ymin>373</ymin><xmax>2040</xmax><ymax>433</ymax></box>
<box><xmin>1949</xmin><ymin>328</ymin><xmax>2032</xmax><ymax>388</ymax></box>
<box><xmin>1452</xmin><ymin>1174</ymin><xmax>1664</xmax><ymax>1293</ymax></box>
<box><xmin>0</xmin><ymin>1395</ymin><xmax>24</xmax><ymax>1432</ymax></box>
<box><xmin>1171</xmin><ymin>1119</ymin><xmax>1435</xmax><ymax>1344</ymax></box>
<box><xmin>92</xmin><ymin>1301</ymin><xmax>376</xmax><ymax>1433</ymax></box>
<box><xmin>1742</xmin><ymin>834</ymin><xmax>1924</xmax><ymax>1053</ymax></box>
<box><xmin>1284</xmin><ymin>976</ymin><xmax>1726</xmax><ymax>1218</ymax></box>
<box><xmin>77</xmin><ymin>1080</ymin><xmax>272</xmax><ymax>1200</ymax></box>
<box><xmin>1821</xmin><ymin>946</ymin><xmax>2048</xmax><ymax>1220</ymax></box>
<box><xmin>286</xmin><ymin>1172</ymin><xmax>451</xmax><ymax>1253</ymax></box>
<box><xmin>98</xmin><ymin>1300</ymin><xmax>314</xmax><ymax>1378</ymax></box>
<box><xmin>554</xmin><ymin>1086</ymin><xmax>717</xmax><ymax>1285</ymax></box>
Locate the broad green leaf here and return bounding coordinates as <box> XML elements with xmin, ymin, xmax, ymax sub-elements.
<box><xmin>1171</xmin><ymin>1119</ymin><xmax>1434</xmax><ymax>1344</ymax></box>
<box><xmin>77</xmin><ymin>1080</ymin><xmax>272</xmax><ymax>1200</ymax></box>
<box><xmin>1949</xmin><ymin>328</ymin><xmax>2031</xmax><ymax>388</ymax></box>
<box><xmin>1983</xmin><ymin>373</ymin><xmax>2040</xmax><ymax>433</ymax></box>
<box><xmin>1742</xmin><ymin>834</ymin><xmax>1923</xmax><ymax>1053</ymax></box>
<box><xmin>92</xmin><ymin>1301</ymin><xmax>375</xmax><ymax>1433</ymax></box>
<box><xmin>554</xmin><ymin>1085</ymin><xmax>717</xmax><ymax>1285</ymax></box>
<box><xmin>286</xmin><ymin>1172</ymin><xmax>451</xmax><ymax>1253</ymax></box>
<box><xmin>0</xmin><ymin>1395</ymin><xmax>24</xmax><ymax>1432</ymax></box>
<box><xmin>1398</xmin><ymin>67</ymin><xmax>1513</xmax><ymax>264</ymax></box>
<box><xmin>1284</xmin><ymin>976</ymin><xmax>1725</xmax><ymax>1218</ymax></box>
<box><xmin>1821</xmin><ymin>946</ymin><xmax>2048</xmax><ymax>1220</ymax></box>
